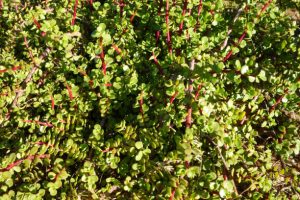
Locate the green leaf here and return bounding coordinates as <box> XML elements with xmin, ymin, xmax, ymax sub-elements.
<box><xmin>258</xmin><ymin>70</ymin><xmax>267</xmax><ymax>81</ymax></box>
<box><xmin>248</xmin><ymin>76</ymin><xmax>255</xmax><ymax>82</ymax></box>
<box><xmin>135</xmin><ymin>141</ymin><xmax>143</xmax><ymax>149</ymax></box>
<box><xmin>49</xmin><ymin>188</ymin><xmax>57</xmax><ymax>196</ymax></box>
<box><xmin>132</xmin><ymin>163</ymin><xmax>138</xmax><ymax>170</ymax></box>
<box><xmin>135</xmin><ymin>151</ymin><xmax>143</xmax><ymax>161</ymax></box>
<box><xmin>241</xmin><ymin>65</ymin><xmax>248</xmax><ymax>74</ymax></box>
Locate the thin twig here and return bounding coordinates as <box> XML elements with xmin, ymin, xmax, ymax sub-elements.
<box><xmin>2</xmin><ymin>39</ymin><xmax>51</xmax><ymax>123</ymax></box>
<box><xmin>205</xmin><ymin>135</ymin><xmax>239</xmax><ymax>196</ymax></box>
<box><xmin>220</xmin><ymin>4</ymin><xmax>247</xmax><ymax>50</ymax></box>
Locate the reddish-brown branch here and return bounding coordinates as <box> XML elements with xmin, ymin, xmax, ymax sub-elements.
<box><xmin>99</xmin><ymin>39</ymin><xmax>107</xmax><ymax>75</ymax></box>
<box><xmin>169</xmin><ymin>91</ymin><xmax>179</xmax><ymax>105</ymax></box>
<box><xmin>194</xmin><ymin>0</ymin><xmax>203</xmax><ymax>32</ymax></box>
<box><xmin>166</xmin><ymin>0</ymin><xmax>172</xmax><ymax>54</ymax></box>
<box><xmin>169</xmin><ymin>189</ymin><xmax>176</xmax><ymax>200</ymax></box>
<box><xmin>238</xmin><ymin>31</ymin><xmax>247</xmax><ymax>44</ymax></box>
<box><xmin>197</xmin><ymin>0</ymin><xmax>203</xmax><ymax>16</ymax></box>
<box><xmin>33</xmin><ymin>17</ymin><xmax>41</xmax><ymax>29</ymax></box>
<box><xmin>130</xmin><ymin>10</ymin><xmax>137</xmax><ymax>24</ymax></box>
<box><xmin>178</xmin><ymin>0</ymin><xmax>188</xmax><ymax>35</ymax></box>
<box><xmin>0</xmin><ymin>92</ymin><xmax>8</xmax><ymax>96</ymax></box>
<box><xmin>71</xmin><ymin>0</ymin><xmax>79</xmax><ymax>26</ymax></box>
<box><xmin>24</xmin><ymin>120</ymin><xmax>53</xmax><ymax>127</ymax></box>
<box><xmin>7</xmin><ymin>41</ymin><xmax>50</xmax><ymax>113</ymax></box>
<box><xmin>240</xmin><ymin>115</ymin><xmax>247</xmax><ymax>125</ymax></box>
<box><xmin>88</xmin><ymin>0</ymin><xmax>93</xmax><ymax>11</ymax></box>
<box><xmin>35</xmin><ymin>141</ymin><xmax>54</xmax><ymax>147</ymax></box>
<box><xmin>194</xmin><ymin>84</ymin><xmax>202</xmax><ymax>100</ymax></box>
<box><xmin>24</xmin><ymin>36</ymin><xmax>35</xmax><ymax>62</ymax></box>
<box><xmin>152</xmin><ymin>51</ymin><xmax>163</xmax><ymax>75</ymax></box>
<box><xmin>186</xmin><ymin>106</ymin><xmax>192</xmax><ymax>128</ymax></box>
<box><xmin>0</xmin><ymin>66</ymin><xmax>22</xmax><ymax>74</ymax></box>
<box><xmin>54</xmin><ymin>169</ymin><xmax>64</xmax><ymax>181</ymax></box>
<box><xmin>0</xmin><ymin>154</ymin><xmax>50</xmax><ymax>172</ymax></box>
<box><xmin>112</xmin><ymin>44</ymin><xmax>122</xmax><ymax>55</ymax></box>
<box><xmin>185</xmin><ymin>160</ymin><xmax>190</xmax><ymax>169</ymax></box>
<box><xmin>116</xmin><ymin>0</ymin><xmax>125</xmax><ymax>17</ymax></box>
<box><xmin>186</xmin><ymin>8</ymin><xmax>192</xmax><ymax>39</ymax></box>
<box><xmin>155</xmin><ymin>30</ymin><xmax>160</xmax><ymax>46</ymax></box>
<box><xmin>65</xmin><ymin>83</ymin><xmax>74</xmax><ymax>100</ymax></box>
<box><xmin>223</xmin><ymin>50</ymin><xmax>233</xmax><ymax>62</ymax></box>
<box><xmin>258</xmin><ymin>0</ymin><xmax>272</xmax><ymax>17</ymax></box>
<box><xmin>12</xmin><ymin>66</ymin><xmax>22</xmax><ymax>71</ymax></box>
<box><xmin>169</xmin><ymin>182</ymin><xmax>179</xmax><ymax>200</ymax></box>
<box><xmin>269</xmin><ymin>89</ymin><xmax>289</xmax><ymax>112</ymax></box>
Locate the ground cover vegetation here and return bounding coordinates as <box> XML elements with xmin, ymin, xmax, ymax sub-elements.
<box><xmin>0</xmin><ymin>0</ymin><xmax>299</xmax><ymax>199</ymax></box>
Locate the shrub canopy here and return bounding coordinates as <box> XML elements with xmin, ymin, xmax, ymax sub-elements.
<box><xmin>0</xmin><ymin>0</ymin><xmax>299</xmax><ymax>199</ymax></box>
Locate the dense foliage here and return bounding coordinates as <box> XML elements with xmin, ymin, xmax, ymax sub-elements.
<box><xmin>0</xmin><ymin>0</ymin><xmax>299</xmax><ymax>199</ymax></box>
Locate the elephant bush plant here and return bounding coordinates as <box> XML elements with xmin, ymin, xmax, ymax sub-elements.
<box><xmin>0</xmin><ymin>0</ymin><xmax>299</xmax><ymax>199</ymax></box>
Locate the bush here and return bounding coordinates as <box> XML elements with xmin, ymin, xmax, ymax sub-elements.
<box><xmin>0</xmin><ymin>0</ymin><xmax>299</xmax><ymax>199</ymax></box>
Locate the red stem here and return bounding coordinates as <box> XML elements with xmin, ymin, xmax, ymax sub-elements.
<box><xmin>194</xmin><ymin>0</ymin><xmax>203</xmax><ymax>32</ymax></box>
<box><xmin>223</xmin><ymin>50</ymin><xmax>233</xmax><ymax>62</ymax></box>
<box><xmin>169</xmin><ymin>91</ymin><xmax>179</xmax><ymax>105</ymax></box>
<box><xmin>258</xmin><ymin>0</ymin><xmax>272</xmax><ymax>17</ymax></box>
<box><xmin>269</xmin><ymin>89</ymin><xmax>288</xmax><ymax>112</ymax></box>
<box><xmin>166</xmin><ymin>0</ymin><xmax>172</xmax><ymax>54</ymax></box>
<box><xmin>194</xmin><ymin>84</ymin><xmax>202</xmax><ymax>100</ymax></box>
<box><xmin>112</xmin><ymin>44</ymin><xmax>122</xmax><ymax>54</ymax></box>
<box><xmin>0</xmin><ymin>66</ymin><xmax>22</xmax><ymax>73</ymax></box>
<box><xmin>152</xmin><ymin>51</ymin><xmax>163</xmax><ymax>75</ymax></box>
<box><xmin>12</xmin><ymin>66</ymin><xmax>22</xmax><ymax>71</ymax></box>
<box><xmin>0</xmin><ymin>93</ymin><xmax>8</xmax><ymax>96</ymax></box>
<box><xmin>24</xmin><ymin>120</ymin><xmax>53</xmax><ymax>127</ymax></box>
<box><xmin>130</xmin><ymin>11</ymin><xmax>136</xmax><ymax>24</ymax></box>
<box><xmin>238</xmin><ymin>31</ymin><xmax>247</xmax><ymax>44</ymax></box>
<box><xmin>35</xmin><ymin>141</ymin><xmax>54</xmax><ymax>147</ymax></box>
<box><xmin>33</xmin><ymin>17</ymin><xmax>41</xmax><ymax>29</ymax></box>
<box><xmin>88</xmin><ymin>0</ymin><xmax>93</xmax><ymax>11</ymax></box>
<box><xmin>0</xmin><ymin>154</ymin><xmax>50</xmax><ymax>172</ymax></box>
<box><xmin>198</xmin><ymin>0</ymin><xmax>203</xmax><ymax>16</ymax></box>
<box><xmin>155</xmin><ymin>30</ymin><xmax>160</xmax><ymax>46</ymax></box>
<box><xmin>66</xmin><ymin>83</ymin><xmax>74</xmax><ymax>100</ymax></box>
<box><xmin>118</xmin><ymin>0</ymin><xmax>125</xmax><ymax>18</ymax></box>
<box><xmin>102</xmin><ymin>60</ymin><xmax>107</xmax><ymax>75</ymax></box>
<box><xmin>54</xmin><ymin>169</ymin><xmax>63</xmax><ymax>181</ymax></box>
<box><xmin>24</xmin><ymin>36</ymin><xmax>34</xmax><ymax>62</ymax></box>
<box><xmin>186</xmin><ymin>106</ymin><xmax>192</xmax><ymax>128</ymax></box>
<box><xmin>169</xmin><ymin>189</ymin><xmax>176</xmax><ymax>200</ymax></box>
<box><xmin>240</xmin><ymin>115</ymin><xmax>247</xmax><ymax>125</ymax></box>
<box><xmin>178</xmin><ymin>0</ymin><xmax>188</xmax><ymax>35</ymax></box>
<box><xmin>185</xmin><ymin>160</ymin><xmax>190</xmax><ymax>168</ymax></box>
<box><xmin>99</xmin><ymin>40</ymin><xmax>107</xmax><ymax>75</ymax></box>
<box><xmin>71</xmin><ymin>0</ymin><xmax>79</xmax><ymax>26</ymax></box>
